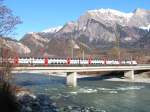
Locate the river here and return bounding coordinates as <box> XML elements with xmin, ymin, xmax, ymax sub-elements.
<box><xmin>13</xmin><ymin>73</ymin><xmax>150</xmax><ymax>112</ymax></box>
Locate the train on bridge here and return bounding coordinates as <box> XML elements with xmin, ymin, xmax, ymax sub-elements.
<box><xmin>5</xmin><ymin>57</ymin><xmax>137</xmax><ymax>66</ymax></box>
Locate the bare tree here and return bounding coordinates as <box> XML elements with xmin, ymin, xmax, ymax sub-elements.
<box><xmin>0</xmin><ymin>0</ymin><xmax>22</xmax><ymax>36</ymax></box>
<box><xmin>0</xmin><ymin>0</ymin><xmax>22</xmax><ymax>82</ymax></box>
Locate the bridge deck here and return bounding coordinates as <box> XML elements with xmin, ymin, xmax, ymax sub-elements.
<box><xmin>10</xmin><ymin>65</ymin><xmax>150</xmax><ymax>73</ymax></box>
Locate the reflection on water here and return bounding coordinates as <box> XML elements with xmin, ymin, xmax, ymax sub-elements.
<box><xmin>12</xmin><ymin>73</ymin><xmax>150</xmax><ymax>112</ymax></box>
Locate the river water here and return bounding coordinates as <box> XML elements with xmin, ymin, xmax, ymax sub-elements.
<box><xmin>13</xmin><ymin>73</ymin><xmax>150</xmax><ymax>112</ymax></box>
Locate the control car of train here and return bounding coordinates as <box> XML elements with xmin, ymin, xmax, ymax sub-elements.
<box><xmin>9</xmin><ymin>57</ymin><xmax>137</xmax><ymax>66</ymax></box>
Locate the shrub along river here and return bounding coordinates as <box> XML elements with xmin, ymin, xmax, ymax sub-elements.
<box><xmin>12</xmin><ymin>73</ymin><xmax>150</xmax><ymax>112</ymax></box>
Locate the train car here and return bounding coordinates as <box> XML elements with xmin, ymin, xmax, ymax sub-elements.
<box><xmin>91</xmin><ymin>59</ymin><xmax>102</xmax><ymax>65</ymax></box>
<box><xmin>10</xmin><ymin>57</ymin><xmax>138</xmax><ymax>66</ymax></box>
<box><xmin>33</xmin><ymin>58</ymin><xmax>45</xmax><ymax>65</ymax></box>
<box><xmin>69</xmin><ymin>58</ymin><xmax>80</xmax><ymax>65</ymax></box>
<box><xmin>48</xmin><ymin>58</ymin><xmax>67</xmax><ymax>65</ymax></box>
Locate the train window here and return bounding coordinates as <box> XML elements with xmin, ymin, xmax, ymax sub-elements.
<box><xmin>55</xmin><ymin>62</ymin><xmax>58</xmax><ymax>64</ymax></box>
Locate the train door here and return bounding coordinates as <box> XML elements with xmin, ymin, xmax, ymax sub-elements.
<box><xmin>78</xmin><ymin>58</ymin><xmax>80</xmax><ymax>65</ymax></box>
<box><xmin>104</xmin><ymin>58</ymin><xmax>106</xmax><ymax>65</ymax></box>
<box><xmin>44</xmin><ymin>57</ymin><xmax>48</xmax><ymax>66</ymax></box>
<box><xmin>67</xmin><ymin>57</ymin><xmax>71</xmax><ymax>64</ymax></box>
<box><xmin>88</xmin><ymin>56</ymin><xmax>92</xmax><ymax>64</ymax></box>
<box><xmin>14</xmin><ymin>56</ymin><xmax>19</xmax><ymax>65</ymax></box>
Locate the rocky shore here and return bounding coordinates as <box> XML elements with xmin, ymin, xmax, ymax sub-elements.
<box><xmin>16</xmin><ymin>91</ymin><xmax>103</xmax><ymax>112</ymax></box>
<box><xmin>17</xmin><ymin>92</ymin><xmax>59</xmax><ymax>112</ymax></box>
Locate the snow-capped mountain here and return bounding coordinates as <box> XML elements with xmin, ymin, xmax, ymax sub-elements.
<box><xmin>78</xmin><ymin>8</ymin><xmax>150</xmax><ymax>29</ymax></box>
<box><xmin>85</xmin><ymin>8</ymin><xmax>133</xmax><ymax>26</ymax></box>
<box><xmin>54</xmin><ymin>8</ymin><xmax>149</xmax><ymax>43</ymax></box>
<box><xmin>42</xmin><ymin>26</ymin><xmax>62</xmax><ymax>33</ymax></box>
<box><xmin>19</xmin><ymin>8</ymin><xmax>150</xmax><ymax>57</ymax></box>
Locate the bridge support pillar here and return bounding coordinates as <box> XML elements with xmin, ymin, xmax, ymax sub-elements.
<box><xmin>66</xmin><ymin>72</ymin><xmax>77</xmax><ymax>87</ymax></box>
<box><xmin>124</xmin><ymin>70</ymin><xmax>134</xmax><ymax>80</ymax></box>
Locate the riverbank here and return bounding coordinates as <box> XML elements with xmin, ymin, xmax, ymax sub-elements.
<box><xmin>47</xmin><ymin>71</ymin><xmax>150</xmax><ymax>83</ymax></box>
<box><xmin>105</xmin><ymin>71</ymin><xmax>150</xmax><ymax>83</ymax></box>
<box><xmin>105</xmin><ymin>77</ymin><xmax>150</xmax><ymax>83</ymax></box>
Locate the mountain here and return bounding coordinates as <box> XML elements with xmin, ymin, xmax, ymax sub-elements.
<box><xmin>136</xmin><ymin>31</ymin><xmax>150</xmax><ymax>49</ymax></box>
<box><xmin>0</xmin><ymin>37</ymin><xmax>31</xmax><ymax>56</ymax></box>
<box><xmin>56</xmin><ymin>8</ymin><xmax>149</xmax><ymax>43</ymax></box>
<box><xmin>20</xmin><ymin>32</ymin><xmax>50</xmax><ymax>56</ymax></box>
<box><xmin>20</xmin><ymin>8</ymin><xmax>150</xmax><ymax>60</ymax></box>
<box><xmin>80</xmin><ymin>8</ymin><xmax>150</xmax><ymax>27</ymax></box>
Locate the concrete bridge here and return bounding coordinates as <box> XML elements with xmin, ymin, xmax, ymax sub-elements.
<box><xmin>10</xmin><ymin>65</ymin><xmax>150</xmax><ymax>87</ymax></box>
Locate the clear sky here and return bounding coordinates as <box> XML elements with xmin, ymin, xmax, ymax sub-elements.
<box><xmin>5</xmin><ymin>0</ymin><xmax>150</xmax><ymax>40</ymax></box>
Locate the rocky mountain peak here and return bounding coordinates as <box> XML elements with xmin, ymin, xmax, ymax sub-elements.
<box><xmin>78</xmin><ymin>8</ymin><xmax>134</xmax><ymax>28</ymax></box>
<box><xmin>59</xmin><ymin>21</ymin><xmax>78</xmax><ymax>33</ymax></box>
<box><xmin>24</xmin><ymin>32</ymin><xmax>49</xmax><ymax>42</ymax></box>
<box><xmin>134</xmin><ymin>8</ymin><xmax>150</xmax><ymax>14</ymax></box>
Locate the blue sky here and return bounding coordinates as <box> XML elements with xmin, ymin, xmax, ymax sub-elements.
<box><xmin>5</xmin><ymin>0</ymin><xmax>150</xmax><ymax>40</ymax></box>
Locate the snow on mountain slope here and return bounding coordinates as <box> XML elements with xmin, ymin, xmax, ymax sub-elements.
<box><xmin>78</xmin><ymin>8</ymin><xmax>150</xmax><ymax>29</ymax></box>
<box><xmin>78</xmin><ymin>8</ymin><xmax>134</xmax><ymax>27</ymax></box>
<box><xmin>42</xmin><ymin>26</ymin><xmax>62</xmax><ymax>33</ymax></box>
<box><xmin>87</xmin><ymin>8</ymin><xmax>133</xmax><ymax>18</ymax></box>
<box><xmin>140</xmin><ymin>24</ymin><xmax>150</xmax><ymax>31</ymax></box>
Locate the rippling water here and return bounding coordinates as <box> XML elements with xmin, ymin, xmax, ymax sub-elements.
<box><xmin>13</xmin><ymin>73</ymin><xmax>150</xmax><ymax>112</ymax></box>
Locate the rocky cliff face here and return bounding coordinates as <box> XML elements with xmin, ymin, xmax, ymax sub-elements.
<box><xmin>55</xmin><ymin>8</ymin><xmax>149</xmax><ymax>43</ymax></box>
<box><xmin>20</xmin><ymin>32</ymin><xmax>50</xmax><ymax>56</ymax></box>
<box><xmin>0</xmin><ymin>37</ymin><xmax>30</xmax><ymax>56</ymax></box>
<box><xmin>18</xmin><ymin>8</ymin><xmax>150</xmax><ymax>57</ymax></box>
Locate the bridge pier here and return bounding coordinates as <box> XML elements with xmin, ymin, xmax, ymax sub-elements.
<box><xmin>66</xmin><ymin>72</ymin><xmax>77</xmax><ymax>87</ymax></box>
<box><xmin>124</xmin><ymin>70</ymin><xmax>134</xmax><ymax>80</ymax></box>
